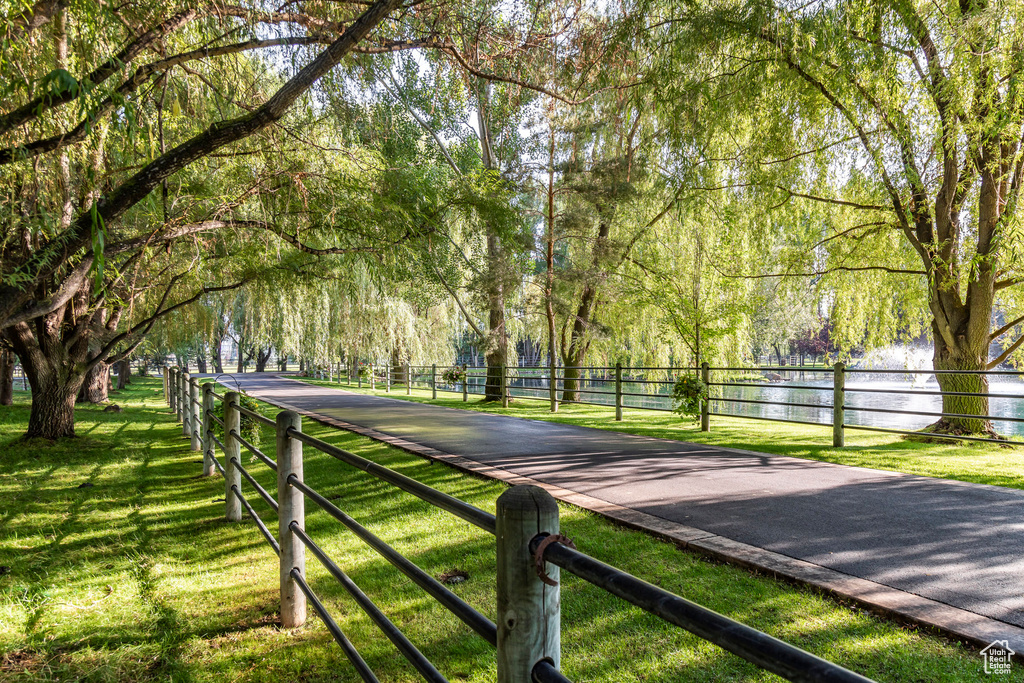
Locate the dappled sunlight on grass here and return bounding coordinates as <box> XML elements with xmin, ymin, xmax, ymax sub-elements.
<box><xmin>0</xmin><ymin>378</ymin><xmax>1010</xmax><ymax>681</ymax></box>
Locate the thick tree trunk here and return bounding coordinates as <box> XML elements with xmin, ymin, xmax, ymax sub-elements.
<box><xmin>929</xmin><ymin>320</ymin><xmax>992</xmax><ymax>435</ymax></box>
<box><xmin>196</xmin><ymin>350</ymin><xmax>207</xmax><ymax>374</ymax></box>
<box><xmin>390</xmin><ymin>347</ymin><xmax>406</xmax><ymax>385</ymax></box>
<box><xmin>255</xmin><ymin>347</ymin><xmax>271</xmax><ymax>372</ymax></box>
<box><xmin>78</xmin><ymin>361</ymin><xmax>109</xmax><ymax>403</ymax></box>
<box><xmin>115</xmin><ymin>358</ymin><xmax>130</xmax><ymax>390</ymax></box>
<box><xmin>12</xmin><ymin>341</ymin><xmax>88</xmax><ymax>439</ymax></box>
<box><xmin>0</xmin><ymin>347</ymin><xmax>13</xmax><ymax>405</ymax></box>
<box><xmin>278</xmin><ymin>355</ymin><xmax>288</xmax><ymax>371</ymax></box>
<box><xmin>29</xmin><ymin>373</ymin><xmax>79</xmax><ymax>439</ymax></box>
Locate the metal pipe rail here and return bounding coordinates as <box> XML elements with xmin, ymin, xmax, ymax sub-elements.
<box><xmin>535</xmin><ymin>538</ymin><xmax>872</xmax><ymax>683</ymax></box>
<box><xmin>230</xmin><ymin>400</ymin><xmax>276</xmax><ymax>427</ymax></box>
<box><xmin>285</xmin><ymin>427</ymin><xmax>497</xmax><ymax>534</ymax></box>
<box><xmin>844</xmin><ymin>423</ymin><xmax>1024</xmax><ymax>446</ymax></box>
<box><xmin>714</xmin><ymin>397</ymin><xmax>830</xmax><ymax>410</ymax></box>
<box><xmin>844</xmin><ymin>386</ymin><xmax>1024</xmax><ymax>399</ymax></box>
<box><xmin>846</xmin><ymin>367</ymin><xmax>1024</xmax><ymax>376</ymax></box>
<box><xmin>288</xmin><ymin>475</ymin><xmax>498</xmax><ymax>644</ymax></box>
<box><xmin>229</xmin><ymin>456</ymin><xmax>278</xmax><ymax>512</ymax></box>
<box><xmin>290</xmin><ymin>568</ymin><xmax>379</xmax><ymax>683</ymax></box>
<box><xmin>708</xmin><ymin>406</ymin><xmax>830</xmax><ymax>428</ymax></box>
<box><xmin>845</xmin><ymin>405</ymin><xmax>1024</xmax><ymax>423</ymax></box>
<box><xmin>532</xmin><ymin>660</ymin><xmax>574</xmax><ymax>683</ymax></box>
<box><xmin>208</xmin><ymin>434</ymin><xmax>227</xmax><ymax>473</ymax></box>
<box><xmin>230</xmin><ymin>485</ymin><xmax>280</xmax><ymax>555</ymax></box>
<box><xmin>714</xmin><ymin>366</ymin><xmax>832</xmax><ymax>373</ymax></box>
<box><xmin>709</xmin><ymin>382</ymin><xmax>831</xmax><ymax>391</ymax></box>
<box><xmin>229</xmin><ymin>428</ymin><xmax>278</xmax><ymax>471</ymax></box>
<box><xmin>168</xmin><ymin>377</ymin><xmax>875</xmax><ymax>682</ymax></box>
<box><xmin>291</xmin><ymin>523</ymin><xmax>449</xmax><ymax>683</ymax></box>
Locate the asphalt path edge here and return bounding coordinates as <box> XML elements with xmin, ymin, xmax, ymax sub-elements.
<box><xmin>237</xmin><ymin>377</ymin><xmax>1024</xmax><ymax>657</ymax></box>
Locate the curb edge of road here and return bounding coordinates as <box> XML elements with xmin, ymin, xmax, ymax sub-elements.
<box><xmin>233</xmin><ymin>377</ymin><xmax>1024</xmax><ymax>661</ymax></box>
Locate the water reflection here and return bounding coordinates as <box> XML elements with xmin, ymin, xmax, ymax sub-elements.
<box><xmin>460</xmin><ymin>368</ymin><xmax>1024</xmax><ymax>439</ymax></box>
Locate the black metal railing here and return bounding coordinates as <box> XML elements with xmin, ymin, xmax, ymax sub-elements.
<box><xmin>324</xmin><ymin>362</ymin><xmax>1024</xmax><ymax>448</ymax></box>
<box><xmin>158</xmin><ymin>368</ymin><xmax>877</xmax><ymax>683</ymax></box>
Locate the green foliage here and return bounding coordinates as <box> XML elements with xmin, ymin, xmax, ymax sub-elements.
<box><xmin>671</xmin><ymin>373</ymin><xmax>708</xmax><ymax>422</ymax></box>
<box><xmin>236</xmin><ymin>391</ymin><xmax>262</xmax><ymax>447</ymax></box>
<box><xmin>440</xmin><ymin>367</ymin><xmax>466</xmax><ymax>385</ymax></box>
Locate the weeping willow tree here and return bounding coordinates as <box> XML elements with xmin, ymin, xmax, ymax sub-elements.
<box><xmin>621</xmin><ymin>194</ymin><xmax>755</xmax><ymax>369</ymax></box>
<box><xmin>650</xmin><ymin>0</ymin><xmax>1024</xmax><ymax>435</ymax></box>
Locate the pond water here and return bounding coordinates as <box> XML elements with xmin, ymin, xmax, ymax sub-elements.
<box><xmin>462</xmin><ymin>369</ymin><xmax>1024</xmax><ymax>439</ymax></box>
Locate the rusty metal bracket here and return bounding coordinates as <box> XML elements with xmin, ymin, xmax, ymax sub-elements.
<box><xmin>533</xmin><ymin>533</ymin><xmax>576</xmax><ymax>586</ymax></box>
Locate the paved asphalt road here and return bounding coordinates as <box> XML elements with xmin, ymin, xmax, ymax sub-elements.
<box><xmin>224</xmin><ymin>373</ymin><xmax>1024</xmax><ymax>630</ymax></box>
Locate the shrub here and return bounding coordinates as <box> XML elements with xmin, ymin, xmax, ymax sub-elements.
<box><xmin>237</xmin><ymin>391</ymin><xmax>264</xmax><ymax>446</ymax></box>
<box><xmin>671</xmin><ymin>374</ymin><xmax>708</xmax><ymax>422</ymax></box>
<box><xmin>440</xmin><ymin>367</ymin><xmax>466</xmax><ymax>385</ymax></box>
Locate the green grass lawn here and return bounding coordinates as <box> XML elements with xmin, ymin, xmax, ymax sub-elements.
<box><xmin>0</xmin><ymin>378</ymin><xmax>1012</xmax><ymax>681</ymax></box>
<box><xmin>299</xmin><ymin>377</ymin><xmax>1024</xmax><ymax>491</ymax></box>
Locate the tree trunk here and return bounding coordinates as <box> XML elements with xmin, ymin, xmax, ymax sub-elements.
<box><xmin>9</xmin><ymin>333</ymin><xmax>88</xmax><ymax>439</ymax></box>
<box><xmin>544</xmin><ymin>121</ymin><xmax>559</xmax><ymax>411</ymax></box>
<box><xmin>0</xmin><ymin>347</ymin><xmax>13</xmax><ymax>406</ymax></box>
<box><xmin>213</xmin><ymin>335</ymin><xmax>224</xmax><ymax>373</ymax></box>
<box><xmin>196</xmin><ymin>349</ymin><xmax>207</xmax><ymax>374</ymax></box>
<box><xmin>116</xmin><ymin>358</ymin><xmax>130</xmax><ymax>390</ymax></box>
<box><xmin>29</xmin><ymin>372</ymin><xmax>79</xmax><ymax>439</ymax></box>
<box><xmin>255</xmin><ymin>347</ymin><xmax>271</xmax><ymax>372</ymax></box>
<box><xmin>561</xmin><ymin>281</ymin><xmax>599</xmax><ymax>404</ymax></box>
<box><xmin>928</xmin><ymin>320</ymin><xmax>992</xmax><ymax>434</ymax></box>
<box><xmin>78</xmin><ymin>361</ymin><xmax>109</xmax><ymax>403</ymax></box>
<box><xmin>390</xmin><ymin>347</ymin><xmax>406</xmax><ymax>385</ymax></box>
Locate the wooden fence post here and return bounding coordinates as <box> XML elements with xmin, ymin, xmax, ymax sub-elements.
<box><xmin>202</xmin><ymin>383</ymin><xmax>215</xmax><ymax>477</ymax></box>
<box><xmin>833</xmin><ymin>362</ymin><xmax>845</xmax><ymax>448</ymax></box>
<box><xmin>181</xmin><ymin>372</ymin><xmax>192</xmax><ymax>439</ymax></box>
<box><xmin>407</xmin><ymin>363</ymin><xmax>412</xmax><ymax>395</ymax></box>
<box><xmin>168</xmin><ymin>368</ymin><xmax>176</xmax><ymax>414</ymax></box>
<box><xmin>163</xmin><ymin>368</ymin><xmax>169</xmax><ymax>405</ymax></box>
<box><xmin>701</xmin><ymin>362</ymin><xmax>711</xmax><ymax>432</ymax></box>
<box><xmin>496</xmin><ymin>485</ymin><xmax>560</xmax><ymax>683</ymax></box>
<box><xmin>501</xmin><ymin>364</ymin><xmax>509</xmax><ymax>408</ymax></box>
<box><xmin>463</xmin><ymin>364</ymin><xmax>469</xmax><ymax>402</ymax></box>
<box><xmin>615</xmin><ymin>363</ymin><xmax>623</xmax><ymax>421</ymax></box>
<box><xmin>370</xmin><ymin>363</ymin><xmax>375</xmax><ymax>391</ymax></box>
<box><xmin>431</xmin><ymin>363</ymin><xmax>437</xmax><ymax>399</ymax></box>
<box><xmin>386</xmin><ymin>365</ymin><xmax>391</xmax><ymax>393</ymax></box>
<box><xmin>180</xmin><ymin>369</ymin><xmax>188</xmax><ymax>425</ymax></box>
<box><xmin>189</xmin><ymin>377</ymin><xmax>201</xmax><ymax>451</ymax></box>
<box><xmin>224</xmin><ymin>391</ymin><xmax>242</xmax><ymax>522</ymax></box>
<box><xmin>174</xmin><ymin>368</ymin><xmax>183</xmax><ymax>421</ymax></box>
<box><xmin>277</xmin><ymin>410</ymin><xmax>306</xmax><ymax>628</ymax></box>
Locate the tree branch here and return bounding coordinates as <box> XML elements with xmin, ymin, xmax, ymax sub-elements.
<box><xmin>988</xmin><ymin>333</ymin><xmax>1024</xmax><ymax>369</ymax></box>
<box><xmin>0</xmin><ymin>0</ymin><xmax>405</xmax><ymax>330</ymax></box>
<box><xmin>990</xmin><ymin>313</ymin><xmax>1024</xmax><ymax>342</ymax></box>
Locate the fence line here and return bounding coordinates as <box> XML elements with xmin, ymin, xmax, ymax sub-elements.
<box><xmin>320</xmin><ymin>362</ymin><xmax>1024</xmax><ymax>448</ymax></box>
<box><xmin>163</xmin><ymin>367</ymin><xmax>874</xmax><ymax>682</ymax></box>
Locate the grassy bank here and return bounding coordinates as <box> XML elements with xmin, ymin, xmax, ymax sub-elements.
<box><xmin>299</xmin><ymin>377</ymin><xmax>1024</xmax><ymax>491</ymax></box>
<box><xmin>0</xmin><ymin>378</ymin><xmax>1006</xmax><ymax>681</ymax></box>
